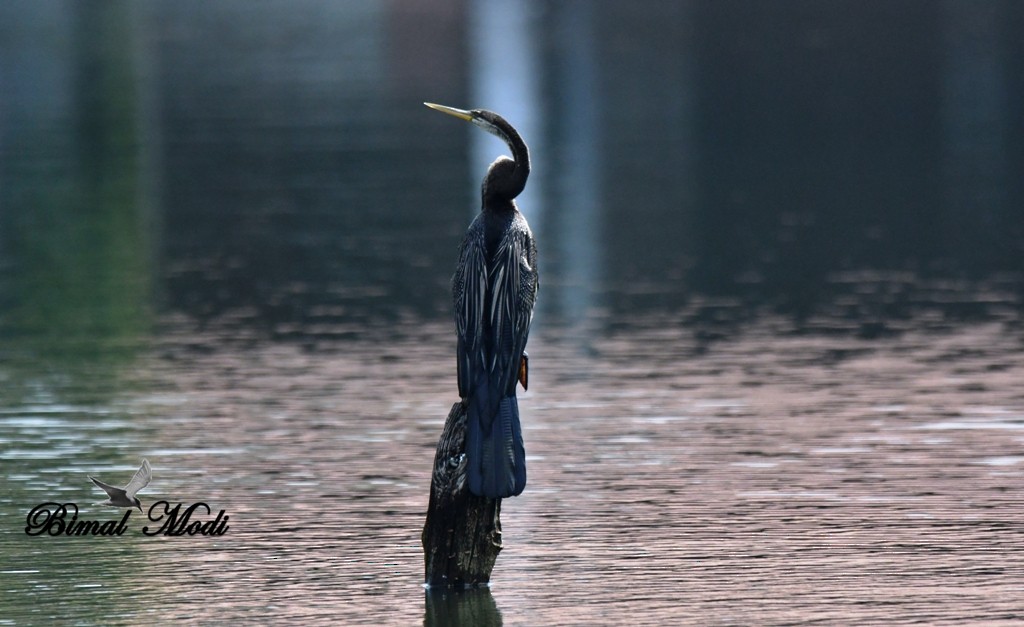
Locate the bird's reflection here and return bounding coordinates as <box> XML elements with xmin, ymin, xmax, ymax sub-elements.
<box><xmin>424</xmin><ymin>586</ymin><xmax>503</xmax><ymax>627</ymax></box>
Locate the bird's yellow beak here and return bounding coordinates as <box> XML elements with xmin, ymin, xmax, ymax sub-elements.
<box><xmin>424</xmin><ymin>102</ymin><xmax>474</xmax><ymax>122</ymax></box>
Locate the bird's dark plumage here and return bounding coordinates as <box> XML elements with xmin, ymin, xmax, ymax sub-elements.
<box><xmin>427</xmin><ymin>103</ymin><xmax>538</xmax><ymax>498</ymax></box>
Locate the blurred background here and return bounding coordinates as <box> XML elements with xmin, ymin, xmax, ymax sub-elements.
<box><xmin>2</xmin><ymin>0</ymin><xmax>1022</xmax><ymax>348</ymax></box>
<box><xmin>2</xmin><ymin>1</ymin><xmax>1023</xmax><ymax>624</ymax></box>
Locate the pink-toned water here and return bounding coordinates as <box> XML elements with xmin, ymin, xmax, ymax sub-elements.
<box><xmin>3</xmin><ymin>314</ymin><xmax>1022</xmax><ymax>624</ymax></box>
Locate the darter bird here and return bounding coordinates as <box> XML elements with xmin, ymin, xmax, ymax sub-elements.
<box><xmin>425</xmin><ymin>102</ymin><xmax>538</xmax><ymax>499</ymax></box>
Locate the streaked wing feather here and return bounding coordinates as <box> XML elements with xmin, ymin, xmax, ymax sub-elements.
<box><xmin>489</xmin><ymin>220</ymin><xmax>538</xmax><ymax>396</ymax></box>
<box><xmin>453</xmin><ymin>221</ymin><xmax>487</xmax><ymax>398</ymax></box>
<box><xmin>124</xmin><ymin>459</ymin><xmax>152</xmax><ymax>498</ymax></box>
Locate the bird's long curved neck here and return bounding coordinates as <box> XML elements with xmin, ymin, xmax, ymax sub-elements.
<box><xmin>494</xmin><ymin>120</ymin><xmax>530</xmax><ymax>199</ymax></box>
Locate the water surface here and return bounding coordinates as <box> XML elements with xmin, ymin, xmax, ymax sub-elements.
<box><xmin>3</xmin><ymin>313</ymin><xmax>1024</xmax><ymax>624</ymax></box>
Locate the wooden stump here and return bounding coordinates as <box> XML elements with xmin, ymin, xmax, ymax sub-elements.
<box><xmin>422</xmin><ymin>401</ymin><xmax>502</xmax><ymax>587</ymax></box>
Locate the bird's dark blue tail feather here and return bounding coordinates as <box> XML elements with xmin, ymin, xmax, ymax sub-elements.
<box><xmin>467</xmin><ymin>393</ymin><xmax>526</xmax><ymax>498</ymax></box>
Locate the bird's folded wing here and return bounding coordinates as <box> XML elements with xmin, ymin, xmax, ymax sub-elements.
<box><xmin>489</xmin><ymin>228</ymin><xmax>537</xmax><ymax>396</ymax></box>
<box><xmin>454</xmin><ymin>223</ymin><xmax>487</xmax><ymax>398</ymax></box>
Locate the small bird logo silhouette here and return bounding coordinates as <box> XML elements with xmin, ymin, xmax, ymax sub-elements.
<box><xmin>89</xmin><ymin>459</ymin><xmax>152</xmax><ymax>512</ymax></box>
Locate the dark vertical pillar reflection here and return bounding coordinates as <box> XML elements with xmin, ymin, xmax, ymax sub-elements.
<box><xmin>0</xmin><ymin>1</ymin><xmax>151</xmax><ymax>401</ymax></box>
<box><xmin>543</xmin><ymin>0</ymin><xmax>603</xmax><ymax>326</ymax></box>
<box><xmin>940</xmin><ymin>0</ymin><xmax>1012</xmax><ymax>274</ymax></box>
<box><xmin>598</xmin><ymin>1</ymin><xmax>697</xmax><ymax>310</ymax></box>
<box><xmin>1</xmin><ymin>1</ymin><xmax>150</xmax><ymax>347</ymax></box>
<box><xmin>66</xmin><ymin>0</ymin><xmax>151</xmax><ymax>344</ymax></box>
<box><xmin>1008</xmin><ymin>2</ymin><xmax>1024</xmax><ymax>245</ymax></box>
<box><xmin>692</xmin><ymin>1</ymin><xmax>943</xmax><ymax>311</ymax></box>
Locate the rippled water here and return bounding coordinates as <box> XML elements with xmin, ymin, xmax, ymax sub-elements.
<box><xmin>3</xmin><ymin>311</ymin><xmax>1024</xmax><ymax>625</ymax></box>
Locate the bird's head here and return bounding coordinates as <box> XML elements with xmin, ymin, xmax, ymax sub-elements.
<box><xmin>424</xmin><ymin>102</ymin><xmax>530</xmax><ymax>202</ymax></box>
<box><xmin>424</xmin><ymin>103</ymin><xmax>507</xmax><ymax>142</ymax></box>
<box><xmin>133</xmin><ymin>498</ymin><xmax>143</xmax><ymax>513</ymax></box>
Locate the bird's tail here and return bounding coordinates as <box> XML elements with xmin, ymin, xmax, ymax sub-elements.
<box><xmin>466</xmin><ymin>392</ymin><xmax>526</xmax><ymax>498</ymax></box>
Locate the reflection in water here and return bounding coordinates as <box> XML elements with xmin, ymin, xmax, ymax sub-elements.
<box><xmin>0</xmin><ymin>0</ymin><xmax>151</xmax><ymax>405</ymax></box>
<box><xmin>545</xmin><ymin>0</ymin><xmax>603</xmax><ymax>327</ymax></box>
<box><xmin>941</xmin><ymin>0</ymin><xmax>1009</xmax><ymax>270</ymax></box>
<box><xmin>424</xmin><ymin>586</ymin><xmax>503</xmax><ymax>627</ymax></box>
<box><xmin>0</xmin><ymin>2</ymin><xmax>1021</xmax><ymax>332</ymax></box>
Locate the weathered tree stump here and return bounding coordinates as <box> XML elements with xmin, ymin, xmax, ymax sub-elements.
<box><xmin>422</xmin><ymin>401</ymin><xmax>502</xmax><ymax>587</ymax></box>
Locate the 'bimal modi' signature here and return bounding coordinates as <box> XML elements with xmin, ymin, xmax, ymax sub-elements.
<box><xmin>25</xmin><ymin>501</ymin><xmax>230</xmax><ymax>537</ymax></box>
